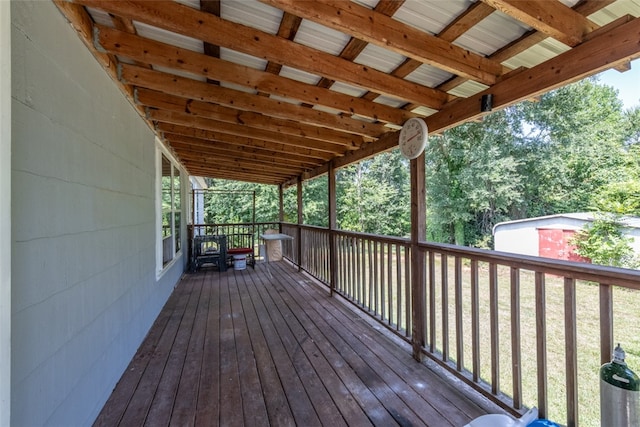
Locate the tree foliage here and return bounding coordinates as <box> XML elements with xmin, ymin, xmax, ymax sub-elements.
<box><xmin>570</xmin><ymin>214</ymin><xmax>638</xmax><ymax>268</ymax></box>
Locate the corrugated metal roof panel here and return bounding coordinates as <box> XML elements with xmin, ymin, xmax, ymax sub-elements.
<box><xmin>589</xmin><ymin>0</ymin><xmax>640</xmax><ymax>25</ymax></box>
<box><xmin>278</xmin><ymin>66</ymin><xmax>322</xmax><ymax>85</ymax></box>
<box><xmin>153</xmin><ymin>65</ymin><xmax>206</xmax><ymax>82</ymax></box>
<box><xmin>313</xmin><ymin>104</ymin><xmax>343</xmax><ymax>115</ymax></box>
<box><xmin>455</xmin><ymin>11</ymin><xmax>531</xmax><ymax>56</ymax></box>
<box><xmin>220</xmin><ymin>82</ymin><xmax>257</xmax><ymax>95</ymax></box>
<box><xmin>268</xmin><ymin>94</ymin><xmax>303</xmax><ymax>106</ymax></box>
<box><xmin>393</xmin><ymin>0</ymin><xmax>472</xmax><ymax>35</ymax></box>
<box><xmin>329</xmin><ymin>81</ymin><xmax>369</xmax><ymax>98</ymax></box>
<box><xmin>405</xmin><ymin>64</ymin><xmax>454</xmax><ymax>88</ymax></box>
<box><xmin>294</xmin><ymin>19</ymin><xmax>351</xmax><ymax>55</ymax></box>
<box><xmin>372</xmin><ymin>95</ymin><xmax>406</xmax><ymax>108</ymax></box>
<box><xmin>134</xmin><ymin>21</ymin><xmax>203</xmax><ymax>53</ymax></box>
<box><xmin>219</xmin><ymin>48</ymin><xmax>268</xmax><ymax>70</ymax></box>
<box><xmin>503</xmin><ymin>38</ymin><xmax>571</xmax><ymax>70</ymax></box>
<box><xmin>352</xmin><ymin>0</ymin><xmax>377</xmax><ymax>9</ymax></box>
<box><xmin>86</xmin><ymin>7</ymin><xmax>114</xmax><ymax>28</ymax></box>
<box><xmin>221</xmin><ymin>0</ymin><xmax>283</xmax><ymax>35</ymax></box>
<box><xmin>411</xmin><ymin>106</ymin><xmax>438</xmax><ymax>117</ymax></box>
<box><xmin>448</xmin><ymin>80</ymin><xmax>489</xmax><ymax>98</ymax></box>
<box><xmin>353</xmin><ymin>44</ymin><xmax>407</xmax><ymax>74</ymax></box>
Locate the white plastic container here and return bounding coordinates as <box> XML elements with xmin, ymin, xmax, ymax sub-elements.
<box><xmin>233</xmin><ymin>254</ymin><xmax>246</xmax><ymax>270</ymax></box>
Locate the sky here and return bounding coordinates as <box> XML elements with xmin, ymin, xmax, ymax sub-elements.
<box><xmin>596</xmin><ymin>58</ymin><xmax>640</xmax><ymax>109</ymax></box>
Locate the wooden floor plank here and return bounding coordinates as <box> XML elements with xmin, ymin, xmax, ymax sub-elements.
<box><xmin>144</xmin><ymin>275</ymin><xmax>204</xmax><ymax>426</ymax></box>
<box><xmin>195</xmin><ymin>270</ymin><xmax>222</xmax><ymax>426</ymax></box>
<box><xmin>171</xmin><ymin>270</ymin><xmax>210</xmax><ymax>426</ymax></box>
<box><xmin>227</xmin><ymin>270</ymin><xmax>270</xmax><ymax>427</ymax></box>
<box><xmin>218</xmin><ymin>269</ymin><xmax>244</xmax><ymax>426</ymax></box>
<box><xmin>95</xmin><ymin>261</ymin><xmax>499</xmax><ymax>427</ymax></box>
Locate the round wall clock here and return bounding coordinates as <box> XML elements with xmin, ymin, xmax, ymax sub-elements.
<box><xmin>398</xmin><ymin>117</ymin><xmax>428</xmax><ymax>160</ymax></box>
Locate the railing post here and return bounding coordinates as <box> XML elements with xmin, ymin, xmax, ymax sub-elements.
<box><xmin>296</xmin><ymin>177</ymin><xmax>303</xmax><ymax>270</ymax></box>
<box><xmin>565</xmin><ymin>277</ymin><xmax>578</xmax><ymax>427</ymax></box>
<box><xmin>535</xmin><ymin>272</ymin><xmax>548</xmax><ymax>419</ymax></box>
<box><xmin>328</xmin><ymin>162</ymin><xmax>337</xmax><ymax>297</ymax></box>
<box><xmin>410</xmin><ymin>154</ymin><xmax>426</xmax><ymax>361</ymax></box>
<box><xmin>278</xmin><ymin>184</ymin><xmax>284</xmax><ymax>233</ymax></box>
<box><xmin>600</xmin><ymin>283</ymin><xmax>613</xmax><ymax>364</ymax></box>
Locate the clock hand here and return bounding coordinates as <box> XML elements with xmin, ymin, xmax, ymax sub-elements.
<box><xmin>407</xmin><ymin>134</ymin><xmax>418</xmax><ymax>142</ymax></box>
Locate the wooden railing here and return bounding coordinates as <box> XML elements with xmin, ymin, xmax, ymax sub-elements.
<box><xmin>280</xmin><ymin>222</ymin><xmax>640</xmax><ymax>427</ymax></box>
<box><xmin>189</xmin><ymin>222</ymin><xmax>280</xmax><ymax>261</ymax></box>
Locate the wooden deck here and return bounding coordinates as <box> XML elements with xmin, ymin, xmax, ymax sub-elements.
<box><xmin>94</xmin><ymin>261</ymin><xmax>495</xmax><ymax>426</ymax></box>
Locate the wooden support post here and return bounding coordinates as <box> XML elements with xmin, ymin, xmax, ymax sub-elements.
<box><xmin>328</xmin><ymin>162</ymin><xmax>337</xmax><ymax>297</ymax></box>
<box><xmin>296</xmin><ymin>177</ymin><xmax>303</xmax><ymax>270</ymax></box>
<box><xmin>410</xmin><ymin>154</ymin><xmax>426</xmax><ymax>361</ymax></box>
<box><xmin>278</xmin><ymin>183</ymin><xmax>284</xmax><ymax>232</ymax></box>
<box><xmin>600</xmin><ymin>283</ymin><xmax>613</xmax><ymax>364</ymax></box>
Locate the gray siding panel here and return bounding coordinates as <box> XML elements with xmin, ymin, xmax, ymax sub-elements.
<box><xmin>11</xmin><ymin>2</ymin><xmax>183</xmax><ymax>425</ymax></box>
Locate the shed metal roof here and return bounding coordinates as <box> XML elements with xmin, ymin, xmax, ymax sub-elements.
<box><xmin>494</xmin><ymin>213</ymin><xmax>640</xmax><ymax>233</ymax></box>
<box><xmin>54</xmin><ymin>0</ymin><xmax>640</xmax><ymax>185</ymax></box>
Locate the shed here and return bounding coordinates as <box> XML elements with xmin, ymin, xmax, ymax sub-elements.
<box><xmin>493</xmin><ymin>213</ymin><xmax>640</xmax><ymax>261</ymax></box>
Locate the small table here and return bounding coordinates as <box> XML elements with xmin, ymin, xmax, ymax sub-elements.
<box><xmin>260</xmin><ymin>233</ymin><xmax>294</xmax><ymax>277</ymax></box>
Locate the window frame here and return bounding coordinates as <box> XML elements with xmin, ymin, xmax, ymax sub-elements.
<box><xmin>156</xmin><ymin>143</ymin><xmax>184</xmax><ymax>276</ymax></box>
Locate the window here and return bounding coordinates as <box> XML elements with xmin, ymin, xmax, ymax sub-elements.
<box><xmin>160</xmin><ymin>153</ymin><xmax>182</xmax><ymax>268</ymax></box>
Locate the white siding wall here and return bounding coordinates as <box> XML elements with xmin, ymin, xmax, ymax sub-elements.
<box><xmin>11</xmin><ymin>2</ymin><xmax>184</xmax><ymax>425</ymax></box>
<box><xmin>1</xmin><ymin>1</ymin><xmax>12</xmax><ymax>424</ymax></box>
<box><xmin>493</xmin><ymin>223</ymin><xmax>540</xmax><ymax>256</ymax></box>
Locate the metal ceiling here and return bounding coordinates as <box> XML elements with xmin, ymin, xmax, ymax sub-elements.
<box><xmin>54</xmin><ymin>0</ymin><xmax>640</xmax><ymax>185</ymax></box>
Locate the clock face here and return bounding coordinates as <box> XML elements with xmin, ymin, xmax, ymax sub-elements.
<box><xmin>399</xmin><ymin>118</ymin><xmax>428</xmax><ymax>160</ymax></box>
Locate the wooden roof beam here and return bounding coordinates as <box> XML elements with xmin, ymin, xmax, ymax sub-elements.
<box><xmin>135</xmin><ymin>89</ymin><xmax>365</xmax><ymax>148</ymax></box>
<box><xmin>155</xmin><ymin>123</ymin><xmax>334</xmax><ymax>161</ymax></box>
<box><xmin>73</xmin><ymin>0</ymin><xmax>449</xmax><ymax>109</ymax></box>
<box><xmin>260</xmin><ymin>0</ymin><xmax>504</xmax><ymax>85</ymax></box>
<box><xmin>94</xmin><ymin>25</ymin><xmax>414</xmax><ymax>125</ymax></box>
<box><xmin>480</xmin><ymin>0</ymin><xmax>597</xmax><ymax>47</ymax></box>
<box><xmin>176</xmin><ymin>151</ymin><xmax>305</xmax><ymax>175</ymax></box>
<box><xmin>118</xmin><ymin>64</ymin><xmax>388</xmax><ymax>138</ymax></box>
<box><xmin>180</xmin><ymin>157</ymin><xmax>295</xmax><ymax>179</ymax></box>
<box><xmin>182</xmin><ymin>165</ymin><xmax>283</xmax><ymax>184</ymax></box>
<box><xmin>165</xmin><ymin>134</ymin><xmax>322</xmax><ymax>169</ymax></box>
<box><xmin>147</xmin><ymin>109</ymin><xmax>354</xmax><ymax>155</ymax></box>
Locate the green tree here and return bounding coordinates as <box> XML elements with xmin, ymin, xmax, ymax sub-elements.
<box><xmin>337</xmin><ymin>150</ymin><xmax>410</xmax><ymax>236</ymax></box>
<box><xmin>570</xmin><ymin>213</ymin><xmax>638</xmax><ymax>268</ymax></box>
<box><xmin>512</xmin><ymin>79</ymin><xmax>628</xmax><ymax>215</ymax></box>
<box><xmin>302</xmin><ymin>176</ymin><xmax>328</xmax><ymax>226</ymax></box>
<box><xmin>426</xmin><ymin>111</ymin><xmax>522</xmax><ymax>246</ymax></box>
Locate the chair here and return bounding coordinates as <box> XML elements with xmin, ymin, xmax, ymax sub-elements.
<box><xmin>191</xmin><ymin>234</ymin><xmax>227</xmax><ymax>272</ymax></box>
<box><xmin>226</xmin><ymin>232</ymin><xmax>255</xmax><ymax>269</ymax></box>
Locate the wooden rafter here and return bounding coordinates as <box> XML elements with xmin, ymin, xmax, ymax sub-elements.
<box><xmin>260</xmin><ymin>0</ymin><xmax>505</xmax><ymax>85</ymax></box>
<box><xmin>480</xmin><ymin>0</ymin><xmax>597</xmax><ymax>47</ymax></box>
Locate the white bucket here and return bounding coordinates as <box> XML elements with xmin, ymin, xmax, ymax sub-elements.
<box><xmin>233</xmin><ymin>254</ymin><xmax>246</xmax><ymax>270</ymax></box>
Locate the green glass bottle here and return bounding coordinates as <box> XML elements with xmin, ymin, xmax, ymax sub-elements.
<box><xmin>600</xmin><ymin>343</ymin><xmax>640</xmax><ymax>427</ymax></box>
